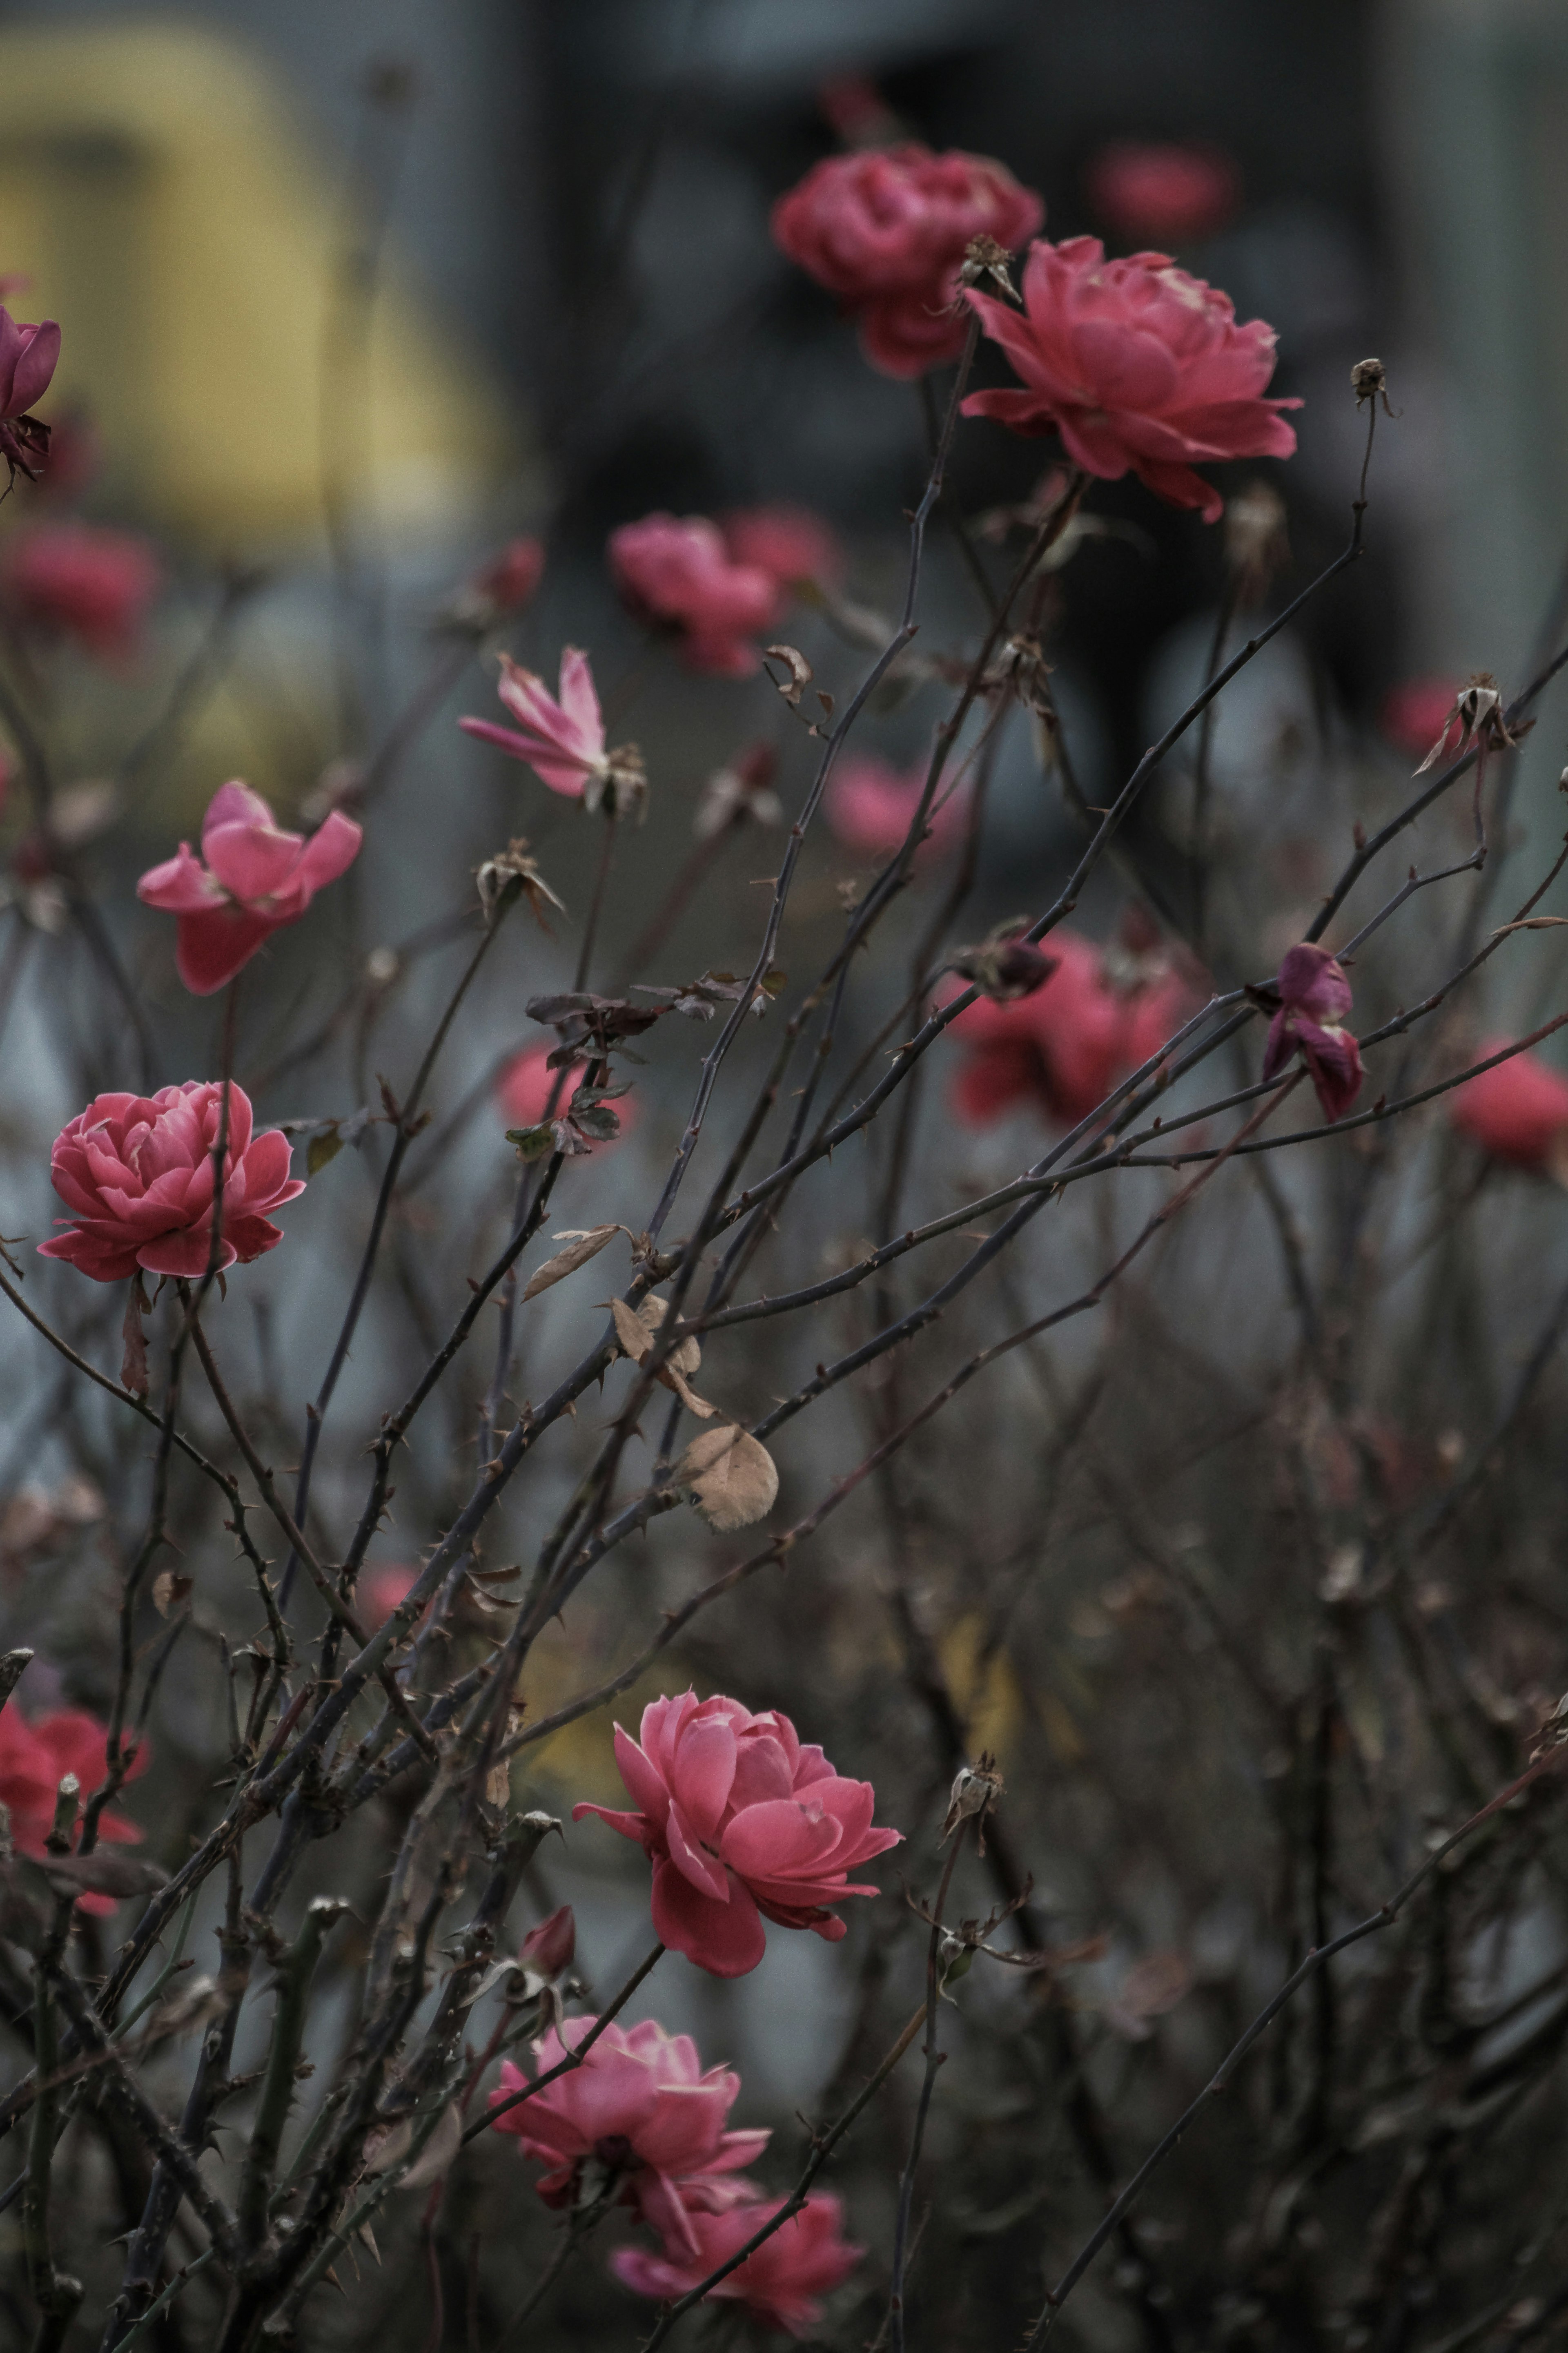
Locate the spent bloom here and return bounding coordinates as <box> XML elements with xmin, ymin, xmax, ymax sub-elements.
<box><xmin>573</xmin><ymin>1691</ymin><xmax>900</xmax><ymax>1978</ymax></box>
<box><xmin>0</xmin><ymin>526</ymin><xmax>160</xmax><ymax>661</ymax></box>
<box><xmin>947</xmin><ymin>929</ymin><xmax>1196</xmax><ymax>1129</ymax></box>
<box><xmin>826</xmin><ymin>752</ymin><xmax>967</xmax><ymax>861</ymax></box>
<box><xmin>490</xmin><ymin>2014</ymin><xmax>768</xmax><ymax>2253</ymax></box>
<box><xmin>721</xmin><ymin>505</ymin><xmax>843</xmax><ymax>592</ymax></box>
<box><xmin>772</xmin><ymin>144</ymin><xmax>1043</xmax><ymax>377</ymax></box>
<box><xmin>1452</xmin><ymin>1045</ymin><xmax>1568</xmax><ymax>1178</ymax></box>
<box><xmin>460</xmin><ymin>649</ymin><xmax>645</xmax><ymax>815</ymax></box>
<box><xmin>609</xmin><ymin>515</ymin><xmax>779</xmax><ymax>678</ymax></box>
<box><xmin>0</xmin><ymin>305</ymin><xmax>60</xmax><ymax>482</ymax></box>
<box><xmin>38</xmin><ymin>1081</ymin><xmax>304</xmax><ymax>1282</ymax></box>
<box><xmin>613</xmin><ymin>2192</ymin><xmax>863</xmax><ymax>2337</ymax></box>
<box><xmin>1261</xmin><ymin>944</ymin><xmax>1364</xmax><ymax>1121</ymax></box>
<box><xmin>1085</xmin><ymin>141</ymin><xmax>1241</xmax><ymax>248</ymax></box>
<box><xmin>962</xmin><ymin>236</ymin><xmax>1300</xmax><ymax>522</ymax></box>
<box><xmin>0</xmin><ymin>1701</ymin><xmax>147</xmax><ymax>1913</ymax></box>
<box><xmin>137</xmin><ymin>781</ymin><xmax>362</xmax><ymax>995</ymax></box>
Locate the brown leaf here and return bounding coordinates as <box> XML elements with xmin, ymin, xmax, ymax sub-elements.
<box><xmin>522</xmin><ymin>1226</ymin><xmax>619</xmax><ymax>1302</ymax></box>
<box><xmin>151</xmin><ymin>1570</ymin><xmax>193</xmax><ymax>1619</ymax></box>
<box><xmin>610</xmin><ymin>1298</ymin><xmax>652</xmax><ymax>1362</ymax></box>
<box><xmin>637</xmin><ymin>1296</ymin><xmax>700</xmax><ymax>1376</ymax></box>
<box><xmin>677</xmin><ymin>1425</ymin><xmax>780</xmax><ymax>1531</ymax></box>
<box><xmin>120</xmin><ymin>1276</ymin><xmax>150</xmax><ymax>1399</ymax></box>
<box><xmin>658</xmin><ymin>1361</ymin><xmax>717</xmax><ymax>1421</ymax></box>
<box><xmin>762</xmin><ymin>644</ymin><xmax>812</xmax><ymax>707</ymax></box>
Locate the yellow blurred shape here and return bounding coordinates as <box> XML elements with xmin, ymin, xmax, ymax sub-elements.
<box><xmin>0</xmin><ymin>24</ymin><xmax>521</xmax><ymax>547</ymax></box>
<box><xmin>938</xmin><ymin>1613</ymin><xmax>1025</xmax><ymax>1765</ymax></box>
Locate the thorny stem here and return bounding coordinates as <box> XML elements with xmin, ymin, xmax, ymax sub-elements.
<box><xmin>888</xmin><ymin>1826</ymin><xmax>968</xmax><ymax>2353</ymax></box>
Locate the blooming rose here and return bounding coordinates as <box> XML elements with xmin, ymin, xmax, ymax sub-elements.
<box><xmin>0</xmin><ymin>305</ymin><xmax>60</xmax><ymax>482</ymax></box>
<box><xmin>137</xmin><ymin>781</ymin><xmax>362</xmax><ymax>995</ymax></box>
<box><xmin>490</xmin><ymin>2014</ymin><xmax>768</xmax><ymax>2252</ymax></box>
<box><xmin>826</xmin><ymin>752</ymin><xmax>966</xmax><ymax>861</ymax></box>
<box><xmin>38</xmin><ymin>1082</ymin><xmax>304</xmax><ymax>1282</ymax></box>
<box><xmin>1261</xmin><ymin>944</ymin><xmax>1363</xmax><ymax>1121</ymax></box>
<box><xmin>720</xmin><ymin>505</ymin><xmax>843</xmax><ymax>591</ymax></box>
<box><xmin>962</xmin><ymin>237</ymin><xmax>1300</xmax><ymax>522</ymax></box>
<box><xmin>947</xmin><ymin>930</ymin><xmax>1195</xmax><ymax>1129</ymax></box>
<box><xmin>1452</xmin><ymin>1046</ymin><xmax>1568</xmax><ymax>1176</ymax></box>
<box><xmin>460</xmin><ymin>648</ymin><xmax>643</xmax><ymax>813</ymax></box>
<box><xmin>0</xmin><ymin>1701</ymin><xmax>147</xmax><ymax>1912</ymax></box>
<box><xmin>0</xmin><ymin>526</ymin><xmax>160</xmax><ymax>661</ymax></box>
<box><xmin>608</xmin><ymin>516</ymin><xmax>779</xmax><ymax>678</ymax></box>
<box><xmin>496</xmin><ymin>1046</ymin><xmax>635</xmax><ymax>1148</ymax></box>
<box><xmin>772</xmin><ymin>145</ymin><xmax>1043</xmax><ymax>377</ymax></box>
<box><xmin>573</xmin><ymin>1692</ymin><xmax>900</xmax><ymax>1978</ymax></box>
<box><xmin>613</xmin><ymin>2192</ymin><xmax>863</xmax><ymax>2337</ymax></box>
<box><xmin>1085</xmin><ymin>141</ymin><xmax>1240</xmax><ymax>248</ymax></box>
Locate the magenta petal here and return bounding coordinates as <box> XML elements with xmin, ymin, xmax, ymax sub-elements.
<box><xmin>202</xmin><ymin>821</ymin><xmax>304</xmax><ymax>903</ymax></box>
<box><xmin>203</xmin><ymin>781</ymin><xmax>275</xmax><ymax>841</ymax></box>
<box><xmin>650</xmin><ymin>1856</ymin><xmax>766</xmax><ymax>1978</ymax></box>
<box><xmin>174</xmin><ymin>907</ymin><xmax>277</xmax><ymax>995</ymax></box>
<box><xmin>8</xmin><ymin>320</ymin><xmax>58</xmax><ymax>415</ymax></box>
<box><xmin>666</xmin><ymin>1801</ymin><xmax>732</xmax><ymax>1900</ymax></box>
<box><xmin>137</xmin><ymin>844</ymin><xmax>222</xmax><ymax>913</ymax></box>
<box><xmin>137</xmin><ymin>1229</ymin><xmax>236</xmax><ymax>1279</ymax></box>
<box><xmin>296</xmin><ymin>810</ymin><xmax>363</xmax><ymax>894</ymax></box>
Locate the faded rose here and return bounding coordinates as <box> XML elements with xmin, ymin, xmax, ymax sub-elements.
<box><xmin>1452</xmin><ymin>1045</ymin><xmax>1568</xmax><ymax>1177</ymax></box>
<box><xmin>962</xmin><ymin>236</ymin><xmax>1299</xmax><ymax>522</ymax></box>
<box><xmin>460</xmin><ymin>649</ymin><xmax>645</xmax><ymax>816</ymax></box>
<box><xmin>573</xmin><ymin>1691</ymin><xmax>900</xmax><ymax>1978</ymax></box>
<box><xmin>772</xmin><ymin>144</ymin><xmax>1042</xmax><ymax>377</ymax></box>
<box><xmin>1261</xmin><ymin>944</ymin><xmax>1363</xmax><ymax>1121</ymax></box>
<box><xmin>137</xmin><ymin>781</ymin><xmax>362</xmax><ymax>995</ymax></box>
<box><xmin>609</xmin><ymin>515</ymin><xmax>779</xmax><ymax>678</ymax></box>
<box><xmin>38</xmin><ymin>1082</ymin><xmax>304</xmax><ymax>1282</ymax></box>
<box><xmin>947</xmin><ymin>929</ymin><xmax>1196</xmax><ymax>1129</ymax></box>
<box><xmin>613</xmin><ymin>2192</ymin><xmax>863</xmax><ymax>2337</ymax></box>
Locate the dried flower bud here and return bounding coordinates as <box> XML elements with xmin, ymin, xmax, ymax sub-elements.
<box><xmin>693</xmin><ymin>743</ymin><xmax>782</xmax><ymax>840</ymax></box>
<box><xmin>988</xmin><ymin>631</ymin><xmax>1055</xmax><ymax>719</ymax></box>
<box><xmin>1352</xmin><ymin>356</ymin><xmax>1391</xmax><ymax>413</ymax></box>
<box><xmin>950</xmin><ymin>923</ymin><xmax>1056</xmax><ymax>1003</ymax></box>
<box><xmin>958</xmin><ymin>233</ymin><xmax>1020</xmax><ymax>303</ymax></box>
<box><xmin>940</xmin><ymin>1751</ymin><xmax>1005</xmax><ymax>1854</ymax></box>
<box><xmin>584</xmin><ymin>743</ymin><xmax>648</xmax><ymax>822</ymax></box>
<box><xmin>1412</xmin><ymin>671</ymin><xmax>1530</xmax><ymax>774</ymax></box>
<box><xmin>476</xmin><ymin>839</ymin><xmax>566</xmax><ymax>928</ymax></box>
<box><xmin>519</xmin><ymin>1903</ymin><xmax>575</xmax><ymax>1983</ymax></box>
<box><xmin>1223</xmin><ymin>480</ymin><xmax>1290</xmax><ymax>606</ymax></box>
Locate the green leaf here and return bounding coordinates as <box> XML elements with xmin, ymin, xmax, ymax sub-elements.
<box><xmin>307</xmin><ymin>1126</ymin><xmax>345</xmax><ymax>1176</ymax></box>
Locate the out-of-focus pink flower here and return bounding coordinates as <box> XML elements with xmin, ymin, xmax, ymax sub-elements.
<box><xmin>609</xmin><ymin>516</ymin><xmax>779</xmax><ymax>678</ymax></box>
<box><xmin>491</xmin><ymin>2014</ymin><xmax>769</xmax><ymax>2253</ymax></box>
<box><xmin>33</xmin><ymin>408</ymin><xmax>99</xmax><ymax>502</ymax></box>
<box><xmin>947</xmin><ymin>929</ymin><xmax>1196</xmax><ymax>1129</ymax></box>
<box><xmin>0</xmin><ymin>526</ymin><xmax>160</xmax><ymax>660</ymax></box>
<box><xmin>137</xmin><ymin>782</ymin><xmax>362</xmax><ymax>995</ymax></box>
<box><xmin>460</xmin><ymin>649</ymin><xmax>644</xmax><ymax>813</ymax></box>
<box><xmin>1452</xmin><ymin>1045</ymin><xmax>1568</xmax><ymax>1175</ymax></box>
<box><xmin>360</xmin><ymin>1565</ymin><xmax>423</xmax><ymax>1630</ymax></box>
<box><xmin>519</xmin><ymin>1904</ymin><xmax>576</xmax><ymax>1982</ymax></box>
<box><xmin>825</xmin><ymin>753</ymin><xmax>965</xmax><ymax>861</ymax></box>
<box><xmin>1085</xmin><ymin>141</ymin><xmax>1241</xmax><ymax>248</ymax></box>
<box><xmin>613</xmin><ymin>2192</ymin><xmax>862</xmax><ymax>2337</ymax></box>
<box><xmin>772</xmin><ymin>145</ymin><xmax>1043</xmax><ymax>378</ymax></box>
<box><xmin>0</xmin><ymin>306</ymin><xmax>59</xmax><ymax>482</ymax></box>
<box><xmin>0</xmin><ymin>1701</ymin><xmax>147</xmax><ymax>1914</ymax></box>
<box><xmin>448</xmin><ymin>537</ymin><xmax>546</xmax><ymax>631</ymax></box>
<box><xmin>495</xmin><ymin>1047</ymin><xmax>635</xmax><ymax>1148</ymax></box>
<box><xmin>573</xmin><ymin>1691</ymin><xmax>900</xmax><ymax>1979</ymax></box>
<box><xmin>38</xmin><ymin>1082</ymin><xmax>304</xmax><ymax>1283</ymax></box>
<box><xmin>817</xmin><ymin>74</ymin><xmax>902</xmax><ymax>149</ymax></box>
<box><xmin>720</xmin><ymin>506</ymin><xmax>843</xmax><ymax>592</ymax></box>
<box><xmin>962</xmin><ymin>237</ymin><xmax>1300</xmax><ymax>522</ymax></box>
<box><xmin>1380</xmin><ymin>679</ymin><xmax>1464</xmax><ymax>766</ymax></box>
<box><xmin>1261</xmin><ymin>944</ymin><xmax>1363</xmax><ymax>1121</ymax></box>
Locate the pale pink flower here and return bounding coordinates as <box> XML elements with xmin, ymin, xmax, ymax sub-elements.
<box><xmin>0</xmin><ymin>526</ymin><xmax>160</xmax><ymax>660</ymax></box>
<box><xmin>460</xmin><ymin>648</ymin><xmax>608</xmax><ymax>794</ymax></box>
<box><xmin>613</xmin><ymin>2192</ymin><xmax>863</xmax><ymax>2337</ymax></box>
<box><xmin>1452</xmin><ymin>1046</ymin><xmax>1568</xmax><ymax>1177</ymax></box>
<box><xmin>772</xmin><ymin>145</ymin><xmax>1043</xmax><ymax>377</ymax></box>
<box><xmin>962</xmin><ymin>236</ymin><xmax>1299</xmax><ymax>522</ymax></box>
<box><xmin>490</xmin><ymin>2014</ymin><xmax>768</xmax><ymax>2254</ymax></box>
<box><xmin>137</xmin><ymin>782</ymin><xmax>362</xmax><ymax>995</ymax></box>
<box><xmin>38</xmin><ymin>1082</ymin><xmax>303</xmax><ymax>1282</ymax></box>
<box><xmin>608</xmin><ymin>515</ymin><xmax>779</xmax><ymax>678</ymax></box>
<box><xmin>825</xmin><ymin>752</ymin><xmax>965</xmax><ymax>861</ymax></box>
<box><xmin>573</xmin><ymin>1691</ymin><xmax>900</xmax><ymax>1979</ymax></box>
<box><xmin>1261</xmin><ymin>944</ymin><xmax>1363</xmax><ymax>1120</ymax></box>
<box><xmin>720</xmin><ymin>506</ymin><xmax>843</xmax><ymax>591</ymax></box>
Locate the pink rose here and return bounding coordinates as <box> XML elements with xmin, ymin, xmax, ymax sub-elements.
<box><xmin>38</xmin><ymin>1081</ymin><xmax>305</xmax><ymax>1283</ymax></box>
<box><xmin>137</xmin><ymin>781</ymin><xmax>362</xmax><ymax>996</ymax></box>
<box><xmin>825</xmin><ymin>752</ymin><xmax>966</xmax><ymax>861</ymax></box>
<box><xmin>573</xmin><ymin>1692</ymin><xmax>900</xmax><ymax>1978</ymax></box>
<box><xmin>612</xmin><ymin>2192</ymin><xmax>863</xmax><ymax>2337</ymax></box>
<box><xmin>962</xmin><ymin>236</ymin><xmax>1300</xmax><ymax>522</ymax></box>
<box><xmin>608</xmin><ymin>515</ymin><xmax>779</xmax><ymax>678</ymax></box>
<box><xmin>772</xmin><ymin>144</ymin><xmax>1043</xmax><ymax>378</ymax></box>
<box><xmin>490</xmin><ymin>2014</ymin><xmax>768</xmax><ymax>2253</ymax></box>
<box><xmin>0</xmin><ymin>305</ymin><xmax>60</xmax><ymax>483</ymax></box>
<box><xmin>1452</xmin><ymin>1046</ymin><xmax>1568</xmax><ymax>1175</ymax></box>
<box><xmin>495</xmin><ymin>1046</ymin><xmax>635</xmax><ymax>1149</ymax></box>
<box><xmin>1085</xmin><ymin>141</ymin><xmax>1241</xmax><ymax>248</ymax></box>
<box><xmin>518</xmin><ymin>1904</ymin><xmax>576</xmax><ymax>1983</ymax></box>
<box><xmin>0</xmin><ymin>526</ymin><xmax>160</xmax><ymax>661</ymax></box>
<box><xmin>720</xmin><ymin>505</ymin><xmax>843</xmax><ymax>591</ymax></box>
<box><xmin>1261</xmin><ymin>943</ymin><xmax>1363</xmax><ymax>1121</ymax></box>
<box><xmin>0</xmin><ymin>1702</ymin><xmax>147</xmax><ymax>1914</ymax></box>
<box><xmin>947</xmin><ymin>929</ymin><xmax>1195</xmax><ymax>1129</ymax></box>
<box><xmin>460</xmin><ymin>647</ymin><xmax>644</xmax><ymax>815</ymax></box>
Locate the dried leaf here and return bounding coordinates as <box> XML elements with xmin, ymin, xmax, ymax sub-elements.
<box><xmin>762</xmin><ymin>644</ymin><xmax>812</xmax><ymax>708</ymax></box>
<box><xmin>610</xmin><ymin>1298</ymin><xmax>652</xmax><ymax>1362</ymax></box>
<box><xmin>307</xmin><ymin>1125</ymin><xmax>345</xmax><ymax>1176</ymax></box>
<box><xmin>522</xmin><ymin>1226</ymin><xmax>618</xmax><ymax>1301</ymax></box>
<box><xmin>120</xmin><ymin>1276</ymin><xmax>150</xmax><ymax>1399</ymax></box>
<box><xmin>677</xmin><ymin>1425</ymin><xmax>780</xmax><ymax>1531</ymax></box>
<box><xmin>637</xmin><ymin>1296</ymin><xmax>700</xmax><ymax>1376</ymax></box>
<box><xmin>151</xmin><ymin>1570</ymin><xmax>193</xmax><ymax>1619</ymax></box>
<box><xmin>38</xmin><ymin>1851</ymin><xmax>170</xmax><ymax>1899</ymax></box>
<box><xmin>659</xmin><ymin>1360</ymin><xmax>717</xmax><ymax>1421</ymax></box>
<box><xmin>486</xmin><ymin>1755</ymin><xmax>512</xmax><ymax>1808</ymax></box>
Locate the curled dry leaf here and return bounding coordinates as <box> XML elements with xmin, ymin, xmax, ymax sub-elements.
<box><xmin>762</xmin><ymin>643</ymin><xmax>812</xmax><ymax>708</ymax></box>
<box><xmin>610</xmin><ymin>1297</ymin><xmax>653</xmax><ymax>1362</ymax></box>
<box><xmin>609</xmin><ymin>1296</ymin><xmax>717</xmax><ymax>1418</ymax></box>
<box><xmin>151</xmin><ymin>1569</ymin><xmax>193</xmax><ymax>1619</ymax></box>
<box><xmin>676</xmin><ymin>1424</ymin><xmax>780</xmax><ymax>1531</ymax></box>
<box><xmin>636</xmin><ymin>1294</ymin><xmax>700</xmax><ymax>1376</ymax></box>
<box><xmin>522</xmin><ymin>1225</ymin><xmax>619</xmax><ymax>1302</ymax></box>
